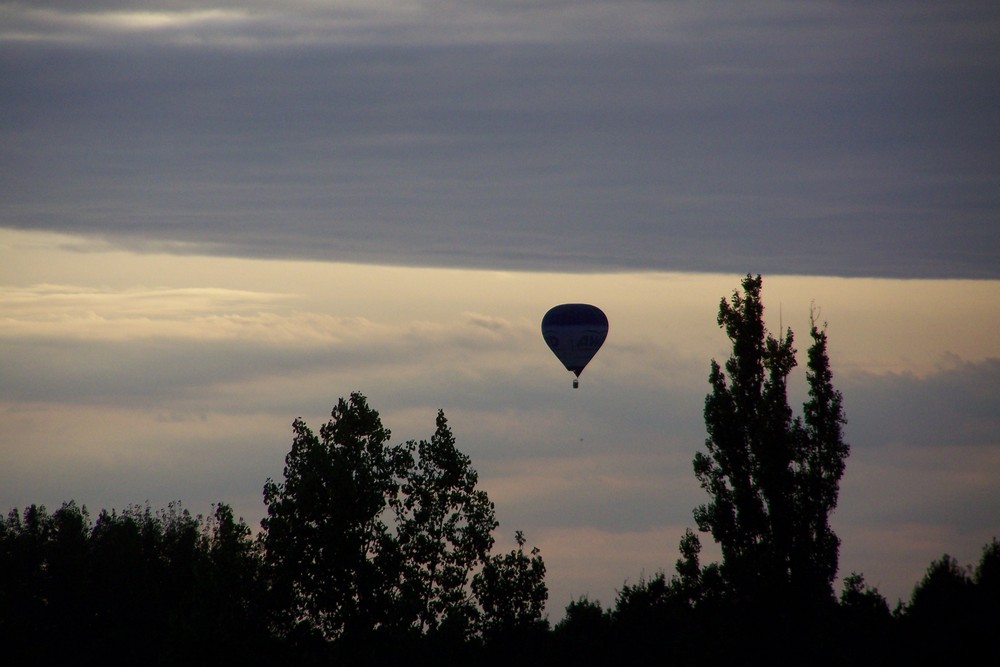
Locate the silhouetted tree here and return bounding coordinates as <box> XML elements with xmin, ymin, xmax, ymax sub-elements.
<box><xmin>200</xmin><ymin>503</ymin><xmax>265</xmax><ymax>620</ymax></box>
<box><xmin>43</xmin><ymin>502</ymin><xmax>93</xmax><ymax>652</ymax></box>
<box><xmin>552</xmin><ymin>596</ymin><xmax>612</xmax><ymax>665</ymax></box>
<box><xmin>902</xmin><ymin>553</ymin><xmax>979</xmax><ymax>662</ymax></box>
<box><xmin>88</xmin><ymin>504</ymin><xmax>172</xmax><ymax>661</ymax></box>
<box><xmin>473</xmin><ymin>530</ymin><xmax>548</xmax><ymax>644</ymax></box>
<box><xmin>555</xmin><ymin>596</ymin><xmax>610</xmax><ymax>637</ymax></box>
<box><xmin>975</xmin><ymin>538</ymin><xmax>1000</xmax><ymax>591</ymax></box>
<box><xmin>261</xmin><ymin>392</ymin><xmax>410</xmax><ymax>644</ymax></box>
<box><xmin>908</xmin><ymin>554</ymin><xmax>973</xmax><ymax>616</ymax></box>
<box><xmin>393</xmin><ymin>410</ymin><xmax>498</xmax><ymax>638</ymax></box>
<box><xmin>836</xmin><ymin>573</ymin><xmax>893</xmax><ymax>665</ymax></box>
<box><xmin>1</xmin><ymin>504</ymin><xmax>56</xmax><ymax>664</ymax></box>
<box><xmin>611</xmin><ymin>572</ymin><xmax>689</xmax><ymax>660</ymax></box>
<box><xmin>185</xmin><ymin>503</ymin><xmax>272</xmax><ymax>664</ymax></box>
<box><xmin>687</xmin><ymin>274</ymin><xmax>849</xmax><ymax>611</ymax></box>
<box><xmin>839</xmin><ymin>572</ymin><xmax>891</xmax><ymax>624</ymax></box>
<box><xmin>260</xmin><ymin>392</ymin><xmax>529</xmax><ymax>661</ymax></box>
<box><xmin>972</xmin><ymin>538</ymin><xmax>1000</xmax><ymax>663</ymax></box>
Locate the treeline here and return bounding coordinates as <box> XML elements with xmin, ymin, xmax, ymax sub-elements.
<box><xmin>3</xmin><ymin>499</ymin><xmax>998</xmax><ymax>665</ymax></box>
<box><xmin>2</xmin><ymin>394</ymin><xmax>549</xmax><ymax>666</ymax></box>
<box><xmin>551</xmin><ymin>542</ymin><xmax>1000</xmax><ymax>665</ymax></box>
<box><xmin>2</xmin><ymin>502</ymin><xmax>272</xmax><ymax>666</ymax></box>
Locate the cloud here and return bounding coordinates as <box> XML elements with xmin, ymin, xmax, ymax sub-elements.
<box><xmin>0</xmin><ymin>281</ymin><xmax>550</xmax><ymax>408</ymax></box>
<box><xmin>2</xmin><ymin>2</ymin><xmax>998</xmax><ymax>278</ymax></box>
<box><xmin>0</xmin><ymin>1</ymin><xmax>726</xmax><ymax>48</ymax></box>
<box><xmin>0</xmin><ymin>284</ymin><xmax>302</xmax><ymax>340</ymax></box>
<box><xmin>845</xmin><ymin>357</ymin><xmax>1000</xmax><ymax>449</ymax></box>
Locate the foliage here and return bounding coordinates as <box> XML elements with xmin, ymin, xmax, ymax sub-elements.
<box><xmin>555</xmin><ymin>596</ymin><xmax>609</xmax><ymax>637</ymax></box>
<box><xmin>472</xmin><ymin>530</ymin><xmax>549</xmax><ymax>643</ymax></box>
<box><xmin>261</xmin><ymin>392</ymin><xmax>409</xmax><ymax>643</ymax></box>
<box><xmin>839</xmin><ymin>572</ymin><xmax>891</xmax><ymax>620</ymax></box>
<box><xmin>0</xmin><ymin>501</ymin><xmax>267</xmax><ymax>666</ymax></box>
<box><xmin>691</xmin><ymin>274</ymin><xmax>849</xmax><ymax>609</ymax></box>
<box><xmin>259</xmin><ymin>393</ymin><xmax>518</xmax><ymax>652</ymax></box>
<box><xmin>393</xmin><ymin>410</ymin><xmax>498</xmax><ymax>637</ymax></box>
<box><xmin>552</xmin><ymin>596</ymin><xmax>612</xmax><ymax>664</ymax></box>
<box><xmin>974</xmin><ymin>537</ymin><xmax>1000</xmax><ymax>591</ymax></box>
<box><xmin>899</xmin><ymin>548</ymin><xmax>999</xmax><ymax>663</ymax></box>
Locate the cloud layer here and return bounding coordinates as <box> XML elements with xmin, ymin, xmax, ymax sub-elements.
<box><xmin>2</xmin><ymin>1</ymin><xmax>998</xmax><ymax>277</ymax></box>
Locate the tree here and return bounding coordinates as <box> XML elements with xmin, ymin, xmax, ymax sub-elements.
<box><xmin>836</xmin><ymin>573</ymin><xmax>893</xmax><ymax>665</ymax></box>
<box><xmin>1</xmin><ymin>500</ymin><xmax>271</xmax><ymax>665</ymax></box>
<box><xmin>201</xmin><ymin>503</ymin><xmax>263</xmax><ymax>616</ymax></box>
<box><xmin>472</xmin><ymin>530</ymin><xmax>548</xmax><ymax>643</ymax></box>
<box><xmin>261</xmin><ymin>392</ymin><xmax>546</xmax><ymax>656</ymax></box>
<box><xmin>972</xmin><ymin>539</ymin><xmax>1000</xmax><ymax>663</ymax></box>
<box><xmin>688</xmin><ymin>274</ymin><xmax>849</xmax><ymax>609</ymax></box>
<box><xmin>261</xmin><ymin>392</ymin><xmax>411</xmax><ymax>642</ymax></box>
<box><xmin>901</xmin><ymin>554</ymin><xmax>978</xmax><ymax>662</ymax></box>
<box><xmin>555</xmin><ymin>596</ymin><xmax>610</xmax><ymax>639</ymax></box>
<box><xmin>1</xmin><ymin>505</ymin><xmax>53</xmax><ymax>664</ymax></box>
<box><xmin>553</xmin><ymin>597</ymin><xmax>612</xmax><ymax>664</ymax></box>
<box><xmin>87</xmin><ymin>504</ymin><xmax>172</xmax><ymax>660</ymax></box>
<box><xmin>973</xmin><ymin>537</ymin><xmax>1000</xmax><ymax>602</ymax></box>
<box><xmin>839</xmin><ymin>573</ymin><xmax>890</xmax><ymax>622</ymax></box>
<box><xmin>611</xmin><ymin>572</ymin><xmax>682</xmax><ymax>659</ymax></box>
<box><xmin>187</xmin><ymin>503</ymin><xmax>272</xmax><ymax>664</ymax></box>
<box><xmin>393</xmin><ymin>410</ymin><xmax>498</xmax><ymax>637</ymax></box>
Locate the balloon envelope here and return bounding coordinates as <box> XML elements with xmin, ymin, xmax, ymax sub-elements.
<box><xmin>541</xmin><ymin>304</ymin><xmax>608</xmax><ymax>378</ymax></box>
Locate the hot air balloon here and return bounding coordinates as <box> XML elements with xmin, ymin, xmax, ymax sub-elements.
<box><xmin>541</xmin><ymin>303</ymin><xmax>608</xmax><ymax>388</ymax></box>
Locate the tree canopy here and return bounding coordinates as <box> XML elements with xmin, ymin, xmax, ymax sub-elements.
<box><xmin>259</xmin><ymin>391</ymin><xmax>544</xmax><ymax>658</ymax></box>
<box><xmin>692</xmin><ymin>274</ymin><xmax>849</xmax><ymax>611</ymax></box>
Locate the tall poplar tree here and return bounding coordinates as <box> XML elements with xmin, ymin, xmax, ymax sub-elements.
<box><xmin>689</xmin><ymin>274</ymin><xmax>849</xmax><ymax>608</ymax></box>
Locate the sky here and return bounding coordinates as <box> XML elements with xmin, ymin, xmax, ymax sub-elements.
<box><xmin>2</xmin><ymin>0</ymin><xmax>999</xmax><ymax>618</ymax></box>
